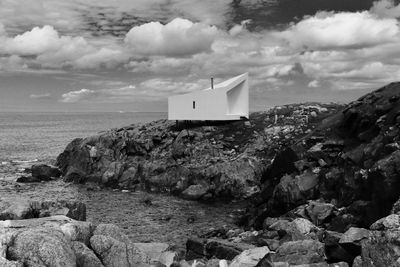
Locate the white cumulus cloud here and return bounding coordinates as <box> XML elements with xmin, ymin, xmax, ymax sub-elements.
<box><xmin>371</xmin><ymin>0</ymin><xmax>400</xmax><ymax>18</ymax></box>
<box><xmin>124</xmin><ymin>18</ymin><xmax>219</xmax><ymax>56</ymax></box>
<box><xmin>277</xmin><ymin>11</ymin><xmax>399</xmax><ymax>49</ymax></box>
<box><xmin>3</xmin><ymin>25</ymin><xmax>87</xmax><ymax>56</ymax></box>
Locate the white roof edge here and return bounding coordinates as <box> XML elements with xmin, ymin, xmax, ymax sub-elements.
<box><xmin>203</xmin><ymin>72</ymin><xmax>248</xmax><ymax>92</ymax></box>
<box><xmin>168</xmin><ymin>73</ymin><xmax>249</xmax><ymax>99</ymax></box>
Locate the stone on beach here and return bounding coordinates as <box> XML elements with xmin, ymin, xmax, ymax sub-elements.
<box><xmin>31</xmin><ymin>164</ymin><xmax>61</xmax><ymax>180</ymax></box>
<box><xmin>0</xmin><ymin>215</ymin><xmax>152</xmax><ymax>267</ymax></box>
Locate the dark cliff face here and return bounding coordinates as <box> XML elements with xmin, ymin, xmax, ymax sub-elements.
<box><xmin>245</xmin><ymin>82</ymin><xmax>400</xmax><ymax>231</ymax></box>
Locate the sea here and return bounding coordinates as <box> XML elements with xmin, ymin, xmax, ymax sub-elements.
<box><xmin>0</xmin><ymin>112</ymin><xmax>166</xmax><ymax>176</ymax></box>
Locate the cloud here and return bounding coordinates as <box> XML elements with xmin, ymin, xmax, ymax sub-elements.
<box><xmin>370</xmin><ymin>0</ymin><xmax>400</xmax><ymax>18</ymax></box>
<box><xmin>61</xmin><ymin>85</ymin><xmax>137</xmax><ymax>103</ymax></box>
<box><xmin>4</xmin><ymin>25</ymin><xmax>69</xmax><ymax>55</ymax></box>
<box><xmin>3</xmin><ymin>0</ymin><xmax>400</xmax><ymax>110</ymax></box>
<box><xmin>61</xmin><ymin>89</ymin><xmax>98</xmax><ymax>103</ymax></box>
<box><xmin>229</xmin><ymin>19</ymin><xmax>252</xmax><ymax>36</ymax></box>
<box><xmin>59</xmin><ymin>78</ymin><xmax>210</xmax><ymax>104</ymax></box>
<box><xmin>124</xmin><ymin>18</ymin><xmax>219</xmax><ymax>56</ymax></box>
<box><xmin>329</xmin><ymin>62</ymin><xmax>400</xmax><ymax>80</ymax></box>
<box><xmin>73</xmin><ymin>48</ymin><xmax>127</xmax><ymax>69</ymax></box>
<box><xmin>277</xmin><ymin>10</ymin><xmax>399</xmax><ymax>49</ymax></box>
<box><xmin>308</xmin><ymin>80</ymin><xmax>320</xmax><ymax>88</ymax></box>
<box><xmin>139</xmin><ymin>78</ymin><xmax>207</xmax><ymax>96</ymax></box>
<box><xmin>30</xmin><ymin>93</ymin><xmax>52</xmax><ymax>99</ymax></box>
<box><xmin>0</xmin><ymin>24</ymin><xmax>128</xmax><ymax>70</ymax></box>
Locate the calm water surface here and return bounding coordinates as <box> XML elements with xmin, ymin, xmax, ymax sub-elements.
<box><xmin>0</xmin><ymin>112</ymin><xmax>166</xmax><ymax>162</ymax></box>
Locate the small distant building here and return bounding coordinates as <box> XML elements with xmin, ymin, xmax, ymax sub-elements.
<box><xmin>168</xmin><ymin>73</ymin><xmax>249</xmax><ymax>121</ymax></box>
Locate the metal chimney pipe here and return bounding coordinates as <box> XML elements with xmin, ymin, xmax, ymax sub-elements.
<box><xmin>211</xmin><ymin>77</ymin><xmax>214</xmax><ymax>89</ymax></box>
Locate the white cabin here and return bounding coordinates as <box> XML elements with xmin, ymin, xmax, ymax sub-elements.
<box><xmin>168</xmin><ymin>73</ymin><xmax>249</xmax><ymax>121</ymax></box>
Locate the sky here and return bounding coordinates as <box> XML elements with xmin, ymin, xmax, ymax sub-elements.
<box><xmin>1</xmin><ymin>0</ymin><xmax>400</xmax><ymax>112</ymax></box>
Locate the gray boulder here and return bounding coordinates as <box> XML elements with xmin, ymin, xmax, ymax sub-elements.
<box><xmin>370</xmin><ymin>214</ymin><xmax>400</xmax><ymax>230</ymax></box>
<box><xmin>60</xmin><ymin>221</ymin><xmax>94</xmax><ymax>246</ymax></box>
<box><xmin>267</xmin><ymin>218</ymin><xmax>319</xmax><ymax>241</ymax></box>
<box><xmin>305</xmin><ymin>201</ymin><xmax>336</xmax><ymax>226</ymax></box>
<box><xmin>7</xmin><ymin>228</ymin><xmax>76</xmax><ymax>267</ymax></box>
<box><xmin>72</xmin><ymin>241</ymin><xmax>104</xmax><ymax>267</ymax></box>
<box><xmin>93</xmin><ymin>224</ymin><xmax>150</xmax><ymax>265</ymax></box>
<box><xmin>339</xmin><ymin>228</ymin><xmax>370</xmax><ymax>244</ymax></box>
<box><xmin>359</xmin><ymin>230</ymin><xmax>400</xmax><ymax>267</ymax></box>
<box><xmin>0</xmin><ymin>258</ymin><xmax>23</xmax><ymax>267</ymax></box>
<box><xmin>272</xmin><ymin>240</ymin><xmax>325</xmax><ymax>265</ymax></box>
<box><xmin>90</xmin><ymin>235</ymin><xmax>149</xmax><ymax>267</ymax></box>
<box><xmin>229</xmin><ymin>246</ymin><xmax>270</xmax><ymax>267</ymax></box>
<box><xmin>271</xmin><ymin>171</ymin><xmax>319</xmax><ymax>214</ymax></box>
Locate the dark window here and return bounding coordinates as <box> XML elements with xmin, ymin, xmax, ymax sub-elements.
<box><xmin>193</xmin><ymin>101</ymin><xmax>195</xmax><ymax>109</ymax></box>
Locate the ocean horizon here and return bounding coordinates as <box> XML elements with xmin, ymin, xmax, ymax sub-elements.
<box><xmin>0</xmin><ymin>111</ymin><xmax>167</xmax><ymax>162</ymax></box>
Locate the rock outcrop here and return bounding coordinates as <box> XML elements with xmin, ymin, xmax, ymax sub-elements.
<box><xmin>56</xmin><ymin>103</ymin><xmax>339</xmax><ymax>200</ymax></box>
<box><xmin>245</xmin><ymin>82</ymin><xmax>400</xmax><ymax>231</ymax></box>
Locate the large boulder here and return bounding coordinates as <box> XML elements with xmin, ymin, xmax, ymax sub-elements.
<box><xmin>60</xmin><ymin>221</ymin><xmax>94</xmax><ymax>246</ymax></box>
<box><xmin>72</xmin><ymin>241</ymin><xmax>104</xmax><ymax>267</ymax></box>
<box><xmin>359</xmin><ymin>230</ymin><xmax>400</xmax><ymax>267</ymax></box>
<box><xmin>266</xmin><ymin>218</ymin><xmax>319</xmax><ymax>241</ymax></box>
<box><xmin>0</xmin><ymin>258</ymin><xmax>23</xmax><ymax>267</ymax></box>
<box><xmin>57</xmin><ymin>138</ymin><xmax>92</xmax><ymax>183</ymax></box>
<box><xmin>90</xmin><ymin>235</ymin><xmax>133</xmax><ymax>267</ymax></box>
<box><xmin>270</xmin><ymin>171</ymin><xmax>319</xmax><ymax>216</ymax></box>
<box><xmin>272</xmin><ymin>240</ymin><xmax>326</xmax><ymax>265</ymax></box>
<box><xmin>7</xmin><ymin>228</ymin><xmax>76</xmax><ymax>267</ymax></box>
<box><xmin>338</xmin><ymin>227</ymin><xmax>370</xmax><ymax>260</ymax></box>
<box><xmin>370</xmin><ymin>214</ymin><xmax>400</xmax><ymax>230</ymax></box>
<box><xmin>305</xmin><ymin>201</ymin><xmax>337</xmax><ymax>226</ymax></box>
<box><xmin>229</xmin><ymin>246</ymin><xmax>270</xmax><ymax>267</ymax></box>
<box><xmin>93</xmin><ymin>224</ymin><xmax>150</xmax><ymax>265</ymax></box>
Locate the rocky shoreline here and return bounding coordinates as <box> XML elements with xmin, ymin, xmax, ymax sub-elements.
<box><xmin>1</xmin><ymin>82</ymin><xmax>399</xmax><ymax>266</ymax></box>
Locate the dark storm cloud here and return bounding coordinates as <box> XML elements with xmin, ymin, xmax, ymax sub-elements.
<box><xmin>226</xmin><ymin>0</ymin><xmax>390</xmax><ymax>31</ymax></box>
<box><xmin>79</xmin><ymin>7</ymin><xmax>159</xmax><ymax>37</ymax></box>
